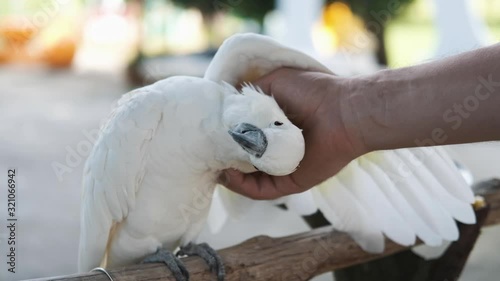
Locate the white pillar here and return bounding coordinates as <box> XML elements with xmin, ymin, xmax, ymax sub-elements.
<box><xmin>276</xmin><ymin>0</ymin><xmax>324</xmax><ymax>56</ymax></box>
<box><xmin>433</xmin><ymin>0</ymin><xmax>492</xmax><ymax>58</ymax></box>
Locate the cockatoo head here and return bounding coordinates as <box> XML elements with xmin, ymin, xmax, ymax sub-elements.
<box><xmin>223</xmin><ymin>83</ymin><xmax>305</xmax><ymax>176</ymax></box>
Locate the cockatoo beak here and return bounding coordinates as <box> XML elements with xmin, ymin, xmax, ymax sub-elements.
<box><xmin>228</xmin><ymin>123</ymin><xmax>267</xmax><ymax>158</ymax></box>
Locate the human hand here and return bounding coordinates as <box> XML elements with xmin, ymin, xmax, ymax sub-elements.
<box><xmin>220</xmin><ymin>68</ymin><xmax>367</xmax><ymax>199</ymax></box>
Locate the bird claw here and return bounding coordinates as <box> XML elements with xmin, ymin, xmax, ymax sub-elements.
<box><xmin>178</xmin><ymin>242</ymin><xmax>225</xmax><ymax>281</ymax></box>
<box><xmin>142</xmin><ymin>248</ymin><xmax>189</xmax><ymax>281</ymax></box>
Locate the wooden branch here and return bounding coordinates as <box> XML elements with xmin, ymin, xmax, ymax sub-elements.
<box><xmin>32</xmin><ymin>179</ymin><xmax>500</xmax><ymax>281</ymax></box>
<box><xmin>473</xmin><ymin>178</ymin><xmax>500</xmax><ymax>226</ymax></box>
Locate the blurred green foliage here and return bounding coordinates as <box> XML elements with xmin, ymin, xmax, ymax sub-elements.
<box><xmin>170</xmin><ymin>0</ymin><xmax>274</xmax><ymax>22</ymax></box>
<box><xmin>327</xmin><ymin>0</ymin><xmax>415</xmax><ymax>22</ymax></box>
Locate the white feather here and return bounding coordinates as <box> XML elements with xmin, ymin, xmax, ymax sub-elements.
<box><xmin>284</xmin><ymin>190</ymin><xmax>318</xmax><ymax>216</ymax></box>
<box><xmin>79</xmin><ymin>88</ymin><xmax>164</xmax><ymax>271</ymax></box>
<box><xmin>415</xmin><ymin>147</ymin><xmax>474</xmax><ymax>203</ymax></box>
<box><xmin>399</xmin><ymin>149</ymin><xmax>475</xmax><ymax>224</ymax></box>
<box><xmin>358</xmin><ymin>157</ymin><xmax>440</xmax><ymax>245</ymax></box>
<box><xmin>213</xmin><ymin>185</ymin><xmax>256</xmax><ymax>222</ymax></box>
<box><xmin>412</xmin><ymin>241</ymin><xmax>452</xmax><ymax>260</ymax></box>
<box><xmin>312</xmin><ymin>177</ymin><xmax>385</xmax><ymax>253</ymax></box>
<box><xmin>338</xmin><ymin>160</ymin><xmax>415</xmax><ymax>246</ymax></box>
<box><xmin>392</xmin><ymin>150</ymin><xmax>459</xmax><ymax>241</ymax></box>
<box><xmin>206</xmin><ymin>186</ymin><xmax>229</xmax><ymax>234</ymax></box>
<box><xmin>368</xmin><ymin>150</ymin><xmax>457</xmax><ymax>244</ymax></box>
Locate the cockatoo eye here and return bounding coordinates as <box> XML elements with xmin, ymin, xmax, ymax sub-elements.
<box><xmin>274</xmin><ymin>121</ymin><xmax>283</xmax><ymax>126</ymax></box>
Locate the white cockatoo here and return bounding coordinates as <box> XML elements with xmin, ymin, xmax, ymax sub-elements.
<box><xmin>79</xmin><ymin>33</ymin><xmax>476</xmax><ymax>281</ymax></box>
<box><xmin>78</xmin><ymin>34</ymin><xmax>331</xmax><ymax>281</ymax></box>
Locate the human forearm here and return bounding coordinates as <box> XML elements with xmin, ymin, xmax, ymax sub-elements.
<box><xmin>344</xmin><ymin>43</ymin><xmax>500</xmax><ymax>153</ymax></box>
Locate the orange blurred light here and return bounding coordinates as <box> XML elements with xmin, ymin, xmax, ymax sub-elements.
<box><xmin>41</xmin><ymin>37</ymin><xmax>77</xmax><ymax>68</ymax></box>
<box><xmin>0</xmin><ymin>18</ymin><xmax>37</xmax><ymax>47</ymax></box>
<box><xmin>315</xmin><ymin>1</ymin><xmax>374</xmax><ymax>53</ymax></box>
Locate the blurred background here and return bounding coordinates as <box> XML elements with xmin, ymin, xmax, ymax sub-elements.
<box><xmin>0</xmin><ymin>0</ymin><xmax>499</xmax><ymax>280</ymax></box>
<box><xmin>1</xmin><ymin>0</ymin><xmax>499</xmax><ymax>74</ymax></box>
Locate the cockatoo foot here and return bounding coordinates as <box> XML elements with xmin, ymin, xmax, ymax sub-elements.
<box><xmin>177</xmin><ymin>242</ymin><xmax>225</xmax><ymax>281</ymax></box>
<box><xmin>142</xmin><ymin>248</ymin><xmax>189</xmax><ymax>281</ymax></box>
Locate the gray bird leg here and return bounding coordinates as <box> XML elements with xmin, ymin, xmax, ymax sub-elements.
<box><xmin>177</xmin><ymin>242</ymin><xmax>225</xmax><ymax>281</ymax></box>
<box><xmin>142</xmin><ymin>248</ymin><xmax>189</xmax><ymax>281</ymax></box>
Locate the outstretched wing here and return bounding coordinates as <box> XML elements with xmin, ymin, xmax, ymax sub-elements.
<box><xmin>205</xmin><ymin>33</ymin><xmax>475</xmax><ymax>252</ymax></box>
<box><xmin>78</xmin><ymin>88</ymin><xmax>164</xmax><ymax>271</ymax></box>
<box><xmin>312</xmin><ymin>147</ymin><xmax>475</xmax><ymax>252</ymax></box>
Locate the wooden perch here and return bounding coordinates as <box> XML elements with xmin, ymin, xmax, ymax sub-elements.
<box><xmin>473</xmin><ymin>178</ymin><xmax>500</xmax><ymax>226</ymax></box>
<box><xmin>33</xmin><ymin>179</ymin><xmax>500</xmax><ymax>281</ymax></box>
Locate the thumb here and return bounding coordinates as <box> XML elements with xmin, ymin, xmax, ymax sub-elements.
<box><xmin>218</xmin><ymin>169</ymin><xmax>243</xmax><ymax>187</ymax></box>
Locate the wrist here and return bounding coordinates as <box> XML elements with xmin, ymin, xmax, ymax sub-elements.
<box><xmin>343</xmin><ymin>66</ymin><xmax>439</xmax><ymax>152</ymax></box>
<box><xmin>339</xmin><ymin>70</ymin><xmax>395</xmax><ymax>154</ymax></box>
<box><xmin>326</xmin><ymin>74</ymin><xmax>376</xmax><ymax>157</ymax></box>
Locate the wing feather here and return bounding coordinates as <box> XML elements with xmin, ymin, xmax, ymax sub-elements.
<box><xmin>206</xmin><ymin>186</ymin><xmax>230</xmax><ymax>234</ymax></box>
<box><xmin>426</xmin><ymin>146</ymin><xmax>475</xmax><ymax>203</ymax></box>
<box><xmin>78</xmin><ymin>88</ymin><xmax>164</xmax><ymax>271</ymax></box>
<box><xmin>284</xmin><ymin>190</ymin><xmax>318</xmax><ymax>216</ymax></box>
<box><xmin>359</xmin><ymin>157</ymin><xmax>440</xmax><ymax>245</ymax></box>
<box><xmin>312</xmin><ymin>177</ymin><xmax>385</xmax><ymax>253</ymax></box>
<box><xmin>399</xmin><ymin>149</ymin><xmax>475</xmax><ymax>224</ymax></box>
<box><xmin>338</xmin><ymin>160</ymin><xmax>415</xmax><ymax>246</ymax></box>
<box><xmin>390</xmin><ymin>150</ymin><xmax>459</xmax><ymax>241</ymax></box>
<box><xmin>207</xmin><ymin>185</ymin><xmax>257</xmax><ymax>234</ymax></box>
<box><xmin>365</xmin><ymin>150</ymin><xmax>454</xmax><ymax>243</ymax></box>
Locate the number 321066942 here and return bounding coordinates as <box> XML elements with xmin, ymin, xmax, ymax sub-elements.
<box><xmin>7</xmin><ymin>169</ymin><xmax>16</xmax><ymax>217</ymax></box>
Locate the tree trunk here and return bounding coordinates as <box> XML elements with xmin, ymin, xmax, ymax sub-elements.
<box><xmin>363</xmin><ymin>14</ymin><xmax>389</xmax><ymax>66</ymax></box>
<box><xmin>374</xmin><ymin>24</ymin><xmax>388</xmax><ymax>66</ymax></box>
